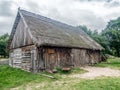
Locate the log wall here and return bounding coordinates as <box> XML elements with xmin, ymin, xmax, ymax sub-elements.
<box><xmin>9</xmin><ymin>45</ymin><xmax>37</xmax><ymax>72</ymax></box>
<box><xmin>9</xmin><ymin>48</ymin><xmax>22</xmax><ymax>68</ymax></box>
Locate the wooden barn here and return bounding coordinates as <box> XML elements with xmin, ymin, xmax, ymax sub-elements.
<box><xmin>9</xmin><ymin>9</ymin><xmax>103</xmax><ymax>73</ymax></box>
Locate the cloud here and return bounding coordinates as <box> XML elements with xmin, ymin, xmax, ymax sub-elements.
<box><xmin>24</xmin><ymin>0</ymin><xmax>40</xmax><ymax>12</ymax></box>
<box><xmin>0</xmin><ymin>0</ymin><xmax>120</xmax><ymax>35</ymax></box>
<box><xmin>76</xmin><ymin>0</ymin><xmax>113</xmax><ymax>2</ymax></box>
<box><xmin>0</xmin><ymin>0</ymin><xmax>14</xmax><ymax>17</ymax></box>
<box><xmin>23</xmin><ymin>0</ymin><xmax>106</xmax><ymax>31</ymax></box>
<box><xmin>0</xmin><ymin>17</ymin><xmax>13</xmax><ymax>35</ymax></box>
<box><xmin>104</xmin><ymin>0</ymin><xmax>120</xmax><ymax>8</ymax></box>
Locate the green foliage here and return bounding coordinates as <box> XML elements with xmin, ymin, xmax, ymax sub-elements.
<box><xmin>103</xmin><ymin>17</ymin><xmax>120</xmax><ymax>57</ymax></box>
<box><xmin>0</xmin><ymin>33</ymin><xmax>9</xmax><ymax>58</ymax></box>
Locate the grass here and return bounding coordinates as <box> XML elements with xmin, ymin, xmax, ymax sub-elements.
<box><xmin>73</xmin><ymin>77</ymin><xmax>120</xmax><ymax>90</ymax></box>
<box><xmin>94</xmin><ymin>58</ymin><xmax>120</xmax><ymax>69</ymax></box>
<box><xmin>0</xmin><ymin>65</ymin><xmax>51</xmax><ymax>90</ymax></box>
<box><xmin>0</xmin><ymin>58</ymin><xmax>120</xmax><ymax>90</ymax></box>
<box><xmin>17</xmin><ymin>77</ymin><xmax>120</xmax><ymax>90</ymax></box>
<box><xmin>0</xmin><ymin>65</ymin><xmax>86</xmax><ymax>90</ymax></box>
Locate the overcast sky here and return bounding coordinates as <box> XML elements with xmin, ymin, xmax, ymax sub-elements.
<box><xmin>0</xmin><ymin>0</ymin><xmax>120</xmax><ymax>35</ymax></box>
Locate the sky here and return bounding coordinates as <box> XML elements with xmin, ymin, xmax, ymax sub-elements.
<box><xmin>0</xmin><ymin>0</ymin><xmax>120</xmax><ymax>35</ymax></box>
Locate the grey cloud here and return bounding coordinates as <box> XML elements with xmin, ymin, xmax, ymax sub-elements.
<box><xmin>68</xmin><ymin>10</ymin><xmax>106</xmax><ymax>31</ymax></box>
<box><xmin>41</xmin><ymin>8</ymin><xmax>106</xmax><ymax>31</ymax></box>
<box><xmin>76</xmin><ymin>0</ymin><xmax>113</xmax><ymax>2</ymax></box>
<box><xmin>104</xmin><ymin>0</ymin><xmax>120</xmax><ymax>8</ymax></box>
<box><xmin>105</xmin><ymin>11</ymin><xmax>120</xmax><ymax>21</ymax></box>
<box><xmin>0</xmin><ymin>0</ymin><xmax>15</xmax><ymax>35</ymax></box>
<box><xmin>25</xmin><ymin>0</ymin><xmax>40</xmax><ymax>12</ymax></box>
<box><xmin>0</xmin><ymin>18</ymin><xmax>13</xmax><ymax>35</ymax></box>
<box><xmin>0</xmin><ymin>0</ymin><xmax>14</xmax><ymax>17</ymax></box>
<box><xmin>45</xmin><ymin>8</ymin><xmax>61</xmax><ymax>19</ymax></box>
<box><xmin>0</xmin><ymin>0</ymin><xmax>120</xmax><ymax>35</ymax></box>
<box><xmin>0</xmin><ymin>23</ymin><xmax>12</xmax><ymax>35</ymax></box>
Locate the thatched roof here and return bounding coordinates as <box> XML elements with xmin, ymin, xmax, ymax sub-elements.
<box><xmin>10</xmin><ymin>9</ymin><xmax>103</xmax><ymax>50</ymax></box>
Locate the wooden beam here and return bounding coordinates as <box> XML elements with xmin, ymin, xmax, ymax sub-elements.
<box><xmin>18</xmin><ymin>9</ymin><xmax>37</xmax><ymax>45</ymax></box>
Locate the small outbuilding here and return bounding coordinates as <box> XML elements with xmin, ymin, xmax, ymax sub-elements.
<box><xmin>9</xmin><ymin>9</ymin><xmax>103</xmax><ymax>73</ymax></box>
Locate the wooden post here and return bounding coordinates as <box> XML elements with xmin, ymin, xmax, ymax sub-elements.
<box><xmin>31</xmin><ymin>47</ymin><xmax>37</xmax><ymax>73</ymax></box>
<box><xmin>9</xmin><ymin>52</ymin><xmax>13</xmax><ymax>67</ymax></box>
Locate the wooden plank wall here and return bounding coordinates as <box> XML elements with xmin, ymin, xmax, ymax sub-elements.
<box><xmin>9</xmin><ymin>46</ymin><xmax>101</xmax><ymax>73</ymax></box>
<box><xmin>38</xmin><ymin>47</ymin><xmax>72</xmax><ymax>71</ymax></box>
<box><xmin>10</xmin><ymin>17</ymin><xmax>33</xmax><ymax>49</ymax></box>
<box><xmin>72</xmin><ymin>49</ymin><xmax>101</xmax><ymax>66</ymax></box>
<box><xmin>37</xmin><ymin>47</ymin><xmax>101</xmax><ymax>71</ymax></box>
<box><xmin>71</xmin><ymin>49</ymin><xmax>89</xmax><ymax>67</ymax></box>
<box><xmin>88</xmin><ymin>50</ymin><xmax>101</xmax><ymax>64</ymax></box>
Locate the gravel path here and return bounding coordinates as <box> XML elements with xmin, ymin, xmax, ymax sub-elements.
<box><xmin>70</xmin><ymin>66</ymin><xmax>120</xmax><ymax>79</ymax></box>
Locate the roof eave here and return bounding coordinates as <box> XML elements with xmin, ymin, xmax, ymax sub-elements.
<box><xmin>38</xmin><ymin>43</ymin><xmax>102</xmax><ymax>50</ymax></box>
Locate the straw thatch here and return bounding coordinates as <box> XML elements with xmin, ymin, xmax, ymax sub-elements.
<box><xmin>9</xmin><ymin>9</ymin><xmax>103</xmax><ymax>50</ymax></box>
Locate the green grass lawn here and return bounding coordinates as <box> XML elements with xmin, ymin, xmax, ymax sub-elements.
<box><xmin>0</xmin><ymin>65</ymin><xmax>51</xmax><ymax>90</ymax></box>
<box><xmin>94</xmin><ymin>58</ymin><xmax>120</xmax><ymax>69</ymax></box>
<box><xmin>73</xmin><ymin>77</ymin><xmax>120</xmax><ymax>90</ymax></box>
<box><xmin>0</xmin><ymin>65</ymin><xmax>86</xmax><ymax>90</ymax></box>
<box><xmin>0</xmin><ymin>58</ymin><xmax>120</xmax><ymax>90</ymax></box>
<box><xmin>17</xmin><ymin>77</ymin><xmax>120</xmax><ymax>90</ymax></box>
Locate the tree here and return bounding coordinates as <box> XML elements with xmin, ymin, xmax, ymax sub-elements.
<box><xmin>0</xmin><ymin>33</ymin><xmax>9</xmax><ymax>58</ymax></box>
<box><xmin>77</xmin><ymin>25</ymin><xmax>92</xmax><ymax>36</ymax></box>
<box><xmin>103</xmin><ymin>17</ymin><xmax>120</xmax><ymax>57</ymax></box>
<box><xmin>78</xmin><ymin>25</ymin><xmax>109</xmax><ymax>55</ymax></box>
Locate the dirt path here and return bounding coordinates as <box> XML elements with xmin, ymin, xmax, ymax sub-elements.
<box><xmin>70</xmin><ymin>66</ymin><xmax>120</xmax><ymax>79</ymax></box>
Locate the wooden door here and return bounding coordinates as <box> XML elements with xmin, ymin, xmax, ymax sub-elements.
<box><xmin>43</xmin><ymin>47</ymin><xmax>72</xmax><ymax>70</ymax></box>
